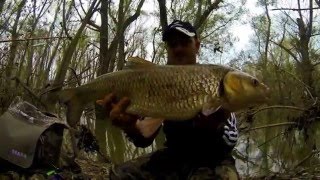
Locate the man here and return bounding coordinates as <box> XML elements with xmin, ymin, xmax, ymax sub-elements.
<box><xmin>99</xmin><ymin>20</ymin><xmax>239</xmax><ymax>179</ymax></box>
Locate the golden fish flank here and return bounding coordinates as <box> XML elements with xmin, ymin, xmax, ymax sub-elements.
<box><xmin>58</xmin><ymin>57</ymin><xmax>270</xmax><ymax>127</ymax></box>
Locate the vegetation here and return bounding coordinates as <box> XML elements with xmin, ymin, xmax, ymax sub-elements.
<box><xmin>0</xmin><ymin>0</ymin><xmax>319</xmax><ymax>178</ymax></box>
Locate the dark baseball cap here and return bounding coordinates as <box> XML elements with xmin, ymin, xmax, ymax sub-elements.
<box><xmin>162</xmin><ymin>20</ymin><xmax>197</xmax><ymax>41</ymax></box>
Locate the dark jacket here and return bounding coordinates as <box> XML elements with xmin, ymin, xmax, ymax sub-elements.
<box><xmin>124</xmin><ymin>109</ymin><xmax>235</xmax><ymax>162</ymax></box>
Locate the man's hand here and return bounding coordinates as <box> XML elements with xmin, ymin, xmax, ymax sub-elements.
<box><xmin>96</xmin><ymin>93</ymin><xmax>139</xmax><ymax>130</ymax></box>
<box><xmin>222</xmin><ymin>113</ymin><xmax>238</xmax><ymax>146</ymax></box>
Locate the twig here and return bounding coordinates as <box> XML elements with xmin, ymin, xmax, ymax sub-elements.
<box><xmin>270</xmin><ymin>40</ymin><xmax>299</xmax><ymax>62</ymax></box>
<box><xmin>0</xmin><ymin>36</ymin><xmax>70</xmax><ymax>43</ymax></box>
<box><xmin>294</xmin><ymin>149</ymin><xmax>320</xmax><ymax>168</ymax></box>
<box><xmin>251</xmin><ymin>105</ymin><xmax>306</xmax><ymax>115</ymax></box>
<box><xmin>257</xmin><ymin>131</ymin><xmax>287</xmax><ymax>148</ymax></box>
<box><xmin>271</xmin><ymin>62</ymin><xmax>316</xmax><ymax>101</ymax></box>
<box><xmin>68</xmin><ymin>67</ymin><xmax>82</xmax><ymax>86</ymax></box>
<box><xmin>248</xmin><ymin>122</ymin><xmax>297</xmax><ymax>131</ymax></box>
<box><xmin>272</xmin><ymin>7</ymin><xmax>320</xmax><ymax>11</ymax></box>
<box><xmin>11</xmin><ymin>77</ymin><xmax>47</xmax><ymax>108</ymax></box>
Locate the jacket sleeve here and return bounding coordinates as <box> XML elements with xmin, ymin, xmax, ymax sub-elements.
<box><xmin>196</xmin><ymin>109</ymin><xmax>238</xmax><ymax>150</ymax></box>
<box><xmin>123</xmin><ymin>125</ymin><xmax>162</xmax><ymax>148</ymax></box>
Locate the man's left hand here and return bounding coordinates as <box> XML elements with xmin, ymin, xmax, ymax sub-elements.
<box><xmin>222</xmin><ymin>113</ymin><xmax>238</xmax><ymax>146</ymax></box>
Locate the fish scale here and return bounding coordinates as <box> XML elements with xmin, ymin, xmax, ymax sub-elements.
<box><xmin>117</xmin><ymin>66</ymin><xmax>224</xmax><ymax>119</ymax></box>
<box><xmin>59</xmin><ymin>61</ymin><xmax>270</xmax><ymax>126</ymax></box>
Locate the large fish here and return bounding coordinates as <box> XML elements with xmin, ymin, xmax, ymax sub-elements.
<box><xmin>59</xmin><ymin>57</ymin><xmax>270</xmax><ymax>127</ymax></box>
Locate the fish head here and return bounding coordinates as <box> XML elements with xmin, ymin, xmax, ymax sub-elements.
<box><xmin>222</xmin><ymin>70</ymin><xmax>270</xmax><ymax>111</ymax></box>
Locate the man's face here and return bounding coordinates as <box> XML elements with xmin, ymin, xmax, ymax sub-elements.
<box><xmin>165</xmin><ymin>31</ymin><xmax>200</xmax><ymax>65</ymax></box>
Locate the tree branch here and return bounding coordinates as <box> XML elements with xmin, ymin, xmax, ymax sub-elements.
<box><xmin>157</xmin><ymin>0</ymin><xmax>168</xmax><ymax>32</ymax></box>
<box><xmin>123</xmin><ymin>0</ymin><xmax>145</xmax><ymax>29</ymax></box>
<box><xmin>271</xmin><ymin>7</ymin><xmax>320</xmax><ymax>11</ymax></box>
<box><xmin>248</xmin><ymin>122</ymin><xmax>297</xmax><ymax>131</ymax></box>
<box><xmin>194</xmin><ymin>0</ymin><xmax>223</xmax><ymax>30</ymax></box>
<box><xmin>270</xmin><ymin>40</ymin><xmax>299</xmax><ymax>62</ymax></box>
<box><xmin>62</xmin><ymin>0</ymin><xmax>73</xmax><ymax>39</ymax></box>
<box><xmin>0</xmin><ymin>36</ymin><xmax>71</xmax><ymax>43</ymax></box>
<box><xmin>313</xmin><ymin>62</ymin><xmax>320</xmax><ymax>67</ymax></box>
<box><xmin>294</xmin><ymin>149</ymin><xmax>320</xmax><ymax>168</ymax></box>
<box><xmin>11</xmin><ymin>77</ymin><xmax>47</xmax><ymax>108</ymax></box>
<box><xmin>316</xmin><ymin>0</ymin><xmax>320</xmax><ymax>7</ymax></box>
<box><xmin>308</xmin><ymin>0</ymin><xmax>313</xmax><ymax>38</ymax></box>
<box><xmin>251</xmin><ymin>105</ymin><xmax>306</xmax><ymax>115</ymax></box>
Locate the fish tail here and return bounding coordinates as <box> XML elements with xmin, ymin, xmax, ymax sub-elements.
<box><xmin>58</xmin><ymin>89</ymin><xmax>84</xmax><ymax>127</ymax></box>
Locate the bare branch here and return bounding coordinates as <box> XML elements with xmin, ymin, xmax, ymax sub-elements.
<box><xmin>294</xmin><ymin>149</ymin><xmax>320</xmax><ymax>168</ymax></box>
<box><xmin>11</xmin><ymin>77</ymin><xmax>47</xmax><ymax>108</ymax></box>
<box><xmin>62</xmin><ymin>0</ymin><xmax>73</xmax><ymax>39</ymax></box>
<box><xmin>73</xmin><ymin>0</ymin><xmax>100</xmax><ymax>31</ymax></box>
<box><xmin>68</xmin><ymin>67</ymin><xmax>81</xmax><ymax>86</ymax></box>
<box><xmin>0</xmin><ymin>36</ymin><xmax>71</xmax><ymax>43</ymax></box>
<box><xmin>248</xmin><ymin>122</ymin><xmax>297</xmax><ymax>131</ymax></box>
<box><xmin>272</xmin><ymin>7</ymin><xmax>320</xmax><ymax>11</ymax></box>
<box><xmin>270</xmin><ymin>40</ymin><xmax>299</xmax><ymax>62</ymax></box>
<box><xmin>297</xmin><ymin>0</ymin><xmax>303</xmax><ymax>21</ymax></box>
<box><xmin>313</xmin><ymin>62</ymin><xmax>320</xmax><ymax>67</ymax></box>
<box><xmin>308</xmin><ymin>0</ymin><xmax>313</xmax><ymax>38</ymax></box>
<box><xmin>251</xmin><ymin>105</ymin><xmax>306</xmax><ymax>115</ymax></box>
<box><xmin>194</xmin><ymin>0</ymin><xmax>223</xmax><ymax>30</ymax></box>
<box><xmin>316</xmin><ymin>0</ymin><xmax>320</xmax><ymax>7</ymax></box>
<box><xmin>123</xmin><ymin>0</ymin><xmax>145</xmax><ymax>29</ymax></box>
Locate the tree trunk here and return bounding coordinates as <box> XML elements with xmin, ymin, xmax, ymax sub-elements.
<box><xmin>263</xmin><ymin>0</ymin><xmax>271</xmax><ymax>67</ymax></box>
<box><xmin>157</xmin><ymin>0</ymin><xmax>168</xmax><ymax>32</ymax></box>
<box><xmin>107</xmin><ymin>0</ymin><xmax>145</xmax><ymax>73</ymax></box>
<box><xmin>0</xmin><ymin>0</ymin><xmax>5</xmax><ymax>14</ymax></box>
<box><xmin>98</xmin><ymin>0</ymin><xmax>109</xmax><ymax>76</ymax></box>
<box><xmin>117</xmin><ymin>33</ymin><xmax>125</xmax><ymax>70</ymax></box>
<box><xmin>295</xmin><ymin>0</ymin><xmax>315</xmax><ymax>98</ymax></box>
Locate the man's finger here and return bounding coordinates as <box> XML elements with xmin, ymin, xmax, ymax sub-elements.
<box><xmin>111</xmin><ymin>113</ymin><xmax>137</xmax><ymax>127</ymax></box>
<box><xmin>96</xmin><ymin>93</ymin><xmax>116</xmax><ymax>106</ymax></box>
<box><xmin>112</xmin><ymin>97</ymin><xmax>131</xmax><ymax>113</ymax></box>
<box><xmin>109</xmin><ymin>97</ymin><xmax>131</xmax><ymax>119</ymax></box>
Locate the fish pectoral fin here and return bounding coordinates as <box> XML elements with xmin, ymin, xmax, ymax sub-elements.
<box><xmin>136</xmin><ymin>117</ymin><xmax>164</xmax><ymax>138</ymax></box>
<box><xmin>124</xmin><ymin>57</ymin><xmax>156</xmax><ymax>69</ymax></box>
<box><xmin>201</xmin><ymin>100</ymin><xmax>222</xmax><ymax>116</ymax></box>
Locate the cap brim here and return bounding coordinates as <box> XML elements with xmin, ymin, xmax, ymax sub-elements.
<box><xmin>174</xmin><ymin>27</ymin><xmax>196</xmax><ymax>37</ymax></box>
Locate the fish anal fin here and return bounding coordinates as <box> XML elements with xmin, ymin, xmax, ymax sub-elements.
<box><xmin>124</xmin><ymin>57</ymin><xmax>156</xmax><ymax>69</ymax></box>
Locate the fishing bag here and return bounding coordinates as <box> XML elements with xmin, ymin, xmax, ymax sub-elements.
<box><xmin>0</xmin><ymin>97</ymin><xmax>67</xmax><ymax>169</ymax></box>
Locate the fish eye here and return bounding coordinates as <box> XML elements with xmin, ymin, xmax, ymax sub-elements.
<box><xmin>252</xmin><ymin>79</ymin><xmax>259</xmax><ymax>86</ymax></box>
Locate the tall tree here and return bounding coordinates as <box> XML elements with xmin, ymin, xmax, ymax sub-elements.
<box><xmin>44</xmin><ymin>0</ymin><xmax>99</xmax><ymax>111</ymax></box>
<box><xmin>271</xmin><ymin>0</ymin><xmax>318</xmax><ymax>102</ymax></box>
<box><xmin>98</xmin><ymin>0</ymin><xmax>145</xmax><ymax>74</ymax></box>
<box><xmin>5</xmin><ymin>0</ymin><xmax>27</xmax><ymax>86</ymax></box>
<box><xmin>24</xmin><ymin>0</ymin><xmax>52</xmax><ymax>86</ymax></box>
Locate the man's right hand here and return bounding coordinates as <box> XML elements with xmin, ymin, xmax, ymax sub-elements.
<box><xmin>96</xmin><ymin>93</ymin><xmax>139</xmax><ymax>130</ymax></box>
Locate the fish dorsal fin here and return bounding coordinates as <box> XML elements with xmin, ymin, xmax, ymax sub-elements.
<box><xmin>124</xmin><ymin>57</ymin><xmax>156</xmax><ymax>69</ymax></box>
